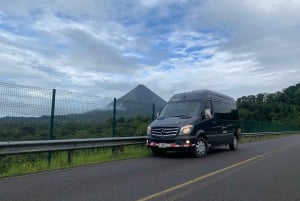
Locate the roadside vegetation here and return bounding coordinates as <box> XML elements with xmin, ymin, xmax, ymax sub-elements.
<box><xmin>0</xmin><ymin>145</ymin><xmax>152</xmax><ymax>178</ymax></box>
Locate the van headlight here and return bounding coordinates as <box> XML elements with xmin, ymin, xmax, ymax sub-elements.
<box><xmin>147</xmin><ymin>125</ymin><xmax>151</xmax><ymax>136</ymax></box>
<box><xmin>179</xmin><ymin>125</ymin><xmax>194</xmax><ymax>135</ymax></box>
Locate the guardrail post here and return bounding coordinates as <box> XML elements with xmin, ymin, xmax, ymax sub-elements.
<box><xmin>48</xmin><ymin>89</ymin><xmax>56</xmax><ymax>166</ymax></box>
<box><xmin>68</xmin><ymin>150</ymin><xmax>73</xmax><ymax>164</ymax></box>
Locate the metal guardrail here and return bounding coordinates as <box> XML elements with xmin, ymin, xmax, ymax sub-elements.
<box><xmin>1</xmin><ymin>131</ymin><xmax>299</xmax><ymax>156</ymax></box>
<box><xmin>242</xmin><ymin>131</ymin><xmax>299</xmax><ymax>137</ymax></box>
<box><xmin>0</xmin><ymin>136</ymin><xmax>146</xmax><ymax>156</ymax></box>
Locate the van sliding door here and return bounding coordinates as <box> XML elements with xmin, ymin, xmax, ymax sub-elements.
<box><xmin>205</xmin><ymin>100</ymin><xmax>223</xmax><ymax>145</ymax></box>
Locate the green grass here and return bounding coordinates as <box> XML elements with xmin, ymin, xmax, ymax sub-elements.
<box><xmin>0</xmin><ymin>145</ymin><xmax>152</xmax><ymax>178</ymax></box>
<box><xmin>1</xmin><ymin>134</ymin><xmax>299</xmax><ymax>178</ymax></box>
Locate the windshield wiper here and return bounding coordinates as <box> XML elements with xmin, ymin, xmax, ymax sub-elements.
<box><xmin>171</xmin><ymin>115</ymin><xmax>192</xmax><ymax>118</ymax></box>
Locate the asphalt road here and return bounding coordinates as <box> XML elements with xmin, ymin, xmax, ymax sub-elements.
<box><xmin>1</xmin><ymin>135</ymin><xmax>300</xmax><ymax>201</ymax></box>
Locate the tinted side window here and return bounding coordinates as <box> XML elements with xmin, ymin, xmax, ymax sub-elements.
<box><xmin>205</xmin><ymin>100</ymin><xmax>214</xmax><ymax>117</ymax></box>
<box><xmin>214</xmin><ymin>100</ymin><xmax>237</xmax><ymax>120</ymax></box>
<box><xmin>230</xmin><ymin>107</ymin><xmax>239</xmax><ymax>120</ymax></box>
<box><xmin>206</xmin><ymin>100</ymin><xmax>213</xmax><ymax>110</ymax></box>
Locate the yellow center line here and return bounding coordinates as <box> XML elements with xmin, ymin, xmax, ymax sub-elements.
<box><xmin>137</xmin><ymin>142</ymin><xmax>298</xmax><ymax>201</ymax></box>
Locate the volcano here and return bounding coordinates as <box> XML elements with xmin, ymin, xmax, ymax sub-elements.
<box><xmin>117</xmin><ymin>84</ymin><xmax>166</xmax><ymax>108</ymax></box>
<box><xmin>109</xmin><ymin>84</ymin><xmax>167</xmax><ymax>118</ymax></box>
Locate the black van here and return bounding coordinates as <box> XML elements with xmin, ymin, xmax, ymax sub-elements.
<box><xmin>146</xmin><ymin>89</ymin><xmax>241</xmax><ymax>157</ymax></box>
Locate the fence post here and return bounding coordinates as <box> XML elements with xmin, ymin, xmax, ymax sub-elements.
<box><xmin>48</xmin><ymin>89</ymin><xmax>56</xmax><ymax>166</ymax></box>
<box><xmin>152</xmin><ymin>103</ymin><xmax>155</xmax><ymax>121</ymax></box>
<box><xmin>112</xmin><ymin>98</ymin><xmax>116</xmax><ymax>138</ymax></box>
<box><xmin>112</xmin><ymin>98</ymin><xmax>117</xmax><ymax>155</ymax></box>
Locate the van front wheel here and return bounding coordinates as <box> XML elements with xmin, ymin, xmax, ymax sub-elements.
<box><xmin>193</xmin><ymin>138</ymin><xmax>208</xmax><ymax>158</ymax></box>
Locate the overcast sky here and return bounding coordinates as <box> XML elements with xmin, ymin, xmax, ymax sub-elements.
<box><xmin>0</xmin><ymin>0</ymin><xmax>299</xmax><ymax>103</ymax></box>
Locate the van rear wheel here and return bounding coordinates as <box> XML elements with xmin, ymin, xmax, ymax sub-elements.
<box><xmin>193</xmin><ymin>138</ymin><xmax>208</xmax><ymax>158</ymax></box>
<box><xmin>229</xmin><ymin>135</ymin><xmax>238</xmax><ymax>150</ymax></box>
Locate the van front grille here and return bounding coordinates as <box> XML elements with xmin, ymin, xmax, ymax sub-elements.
<box><xmin>151</xmin><ymin>127</ymin><xmax>179</xmax><ymax>138</ymax></box>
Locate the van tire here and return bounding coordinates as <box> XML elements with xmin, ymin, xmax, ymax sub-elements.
<box><xmin>151</xmin><ymin>148</ymin><xmax>166</xmax><ymax>156</ymax></box>
<box><xmin>229</xmin><ymin>135</ymin><xmax>238</xmax><ymax>150</ymax></box>
<box><xmin>193</xmin><ymin>138</ymin><xmax>208</xmax><ymax>158</ymax></box>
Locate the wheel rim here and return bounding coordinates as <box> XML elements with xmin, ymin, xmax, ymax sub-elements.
<box><xmin>195</xmin><ymin>140</ymin><xmax>206</xmax><ymax>155</ymax></box>
<box><xmin>233</xmin><ymin>136</ymin><xmax>238</xmax><ymax>148</ymax></box>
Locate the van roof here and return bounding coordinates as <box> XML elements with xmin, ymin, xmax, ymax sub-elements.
<box><xmin>169</xmin><ymin>89</ymin><xmax>235</xmax><ymax>102</ymax></box>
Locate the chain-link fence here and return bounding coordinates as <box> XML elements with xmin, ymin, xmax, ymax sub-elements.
<box><xmin>0</xmin><ymin>83</ymin><xmax>53</xmax><ymax>141</ymax></box>
<box><xmin>240</xmin><ymin>120</ymin><xmax>300</xmax><ymax>133</ymax></box>
<box><xmin>1</xmin><ymin>82</ymin><xmax>299</xmax><ymax>142</ymax></box>
<box><xmin>0</xmin><ymin>82</ymin><xmax>163</xmax><ymax>141</ymax></box>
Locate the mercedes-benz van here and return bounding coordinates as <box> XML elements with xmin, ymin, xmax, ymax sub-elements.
<box><xmin>146</xmin><ymin>90</ymin><xmax>241</xmax><ymax>157</ymax></box>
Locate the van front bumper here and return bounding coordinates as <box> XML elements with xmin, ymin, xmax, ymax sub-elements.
<box><xmin>146</xmin><ymin>136</ymin><xmax>197</xmax><ymax>149</ymax></box>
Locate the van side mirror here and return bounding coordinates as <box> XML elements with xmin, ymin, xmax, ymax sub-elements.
<box><xmin>204</xmin><ymin>109</ymin><xmax>213</xmax><ymax>119</ymax></box>
<box><xmin>156</xmin><ymin>112</ymin><xmax>160</xmax><ymax>119</ymax></box>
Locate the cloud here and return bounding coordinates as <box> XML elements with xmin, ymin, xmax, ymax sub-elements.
<box><xmin>187</xmin><ymin>0</ymin><xmax>300</xmax><ymax>69</ymax></box>
<box><xmin>0</xmin><ymin>0</ymin><xmax>299</xmax><ymax>104</ymax></box>
<box><xmin>136</xmin><ymin>45</ymin><xmax>300</xmax><ymax>100</ymax></box>
<box><xmin>0</xmin><ymin>7</ymin><xmax>143</xmax><ymax>98</ymax></box>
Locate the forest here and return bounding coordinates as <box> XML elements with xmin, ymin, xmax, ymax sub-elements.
<box><xmin>237</xmin><ymin>83</ymin><xmax>300</xmax><ymax>126</ymax></box>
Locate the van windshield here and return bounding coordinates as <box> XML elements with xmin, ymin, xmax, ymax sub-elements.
<box><xmin>159</xmin><ymin>100</ymin><xmax>202</xmax><ymax>118</ymax></box>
